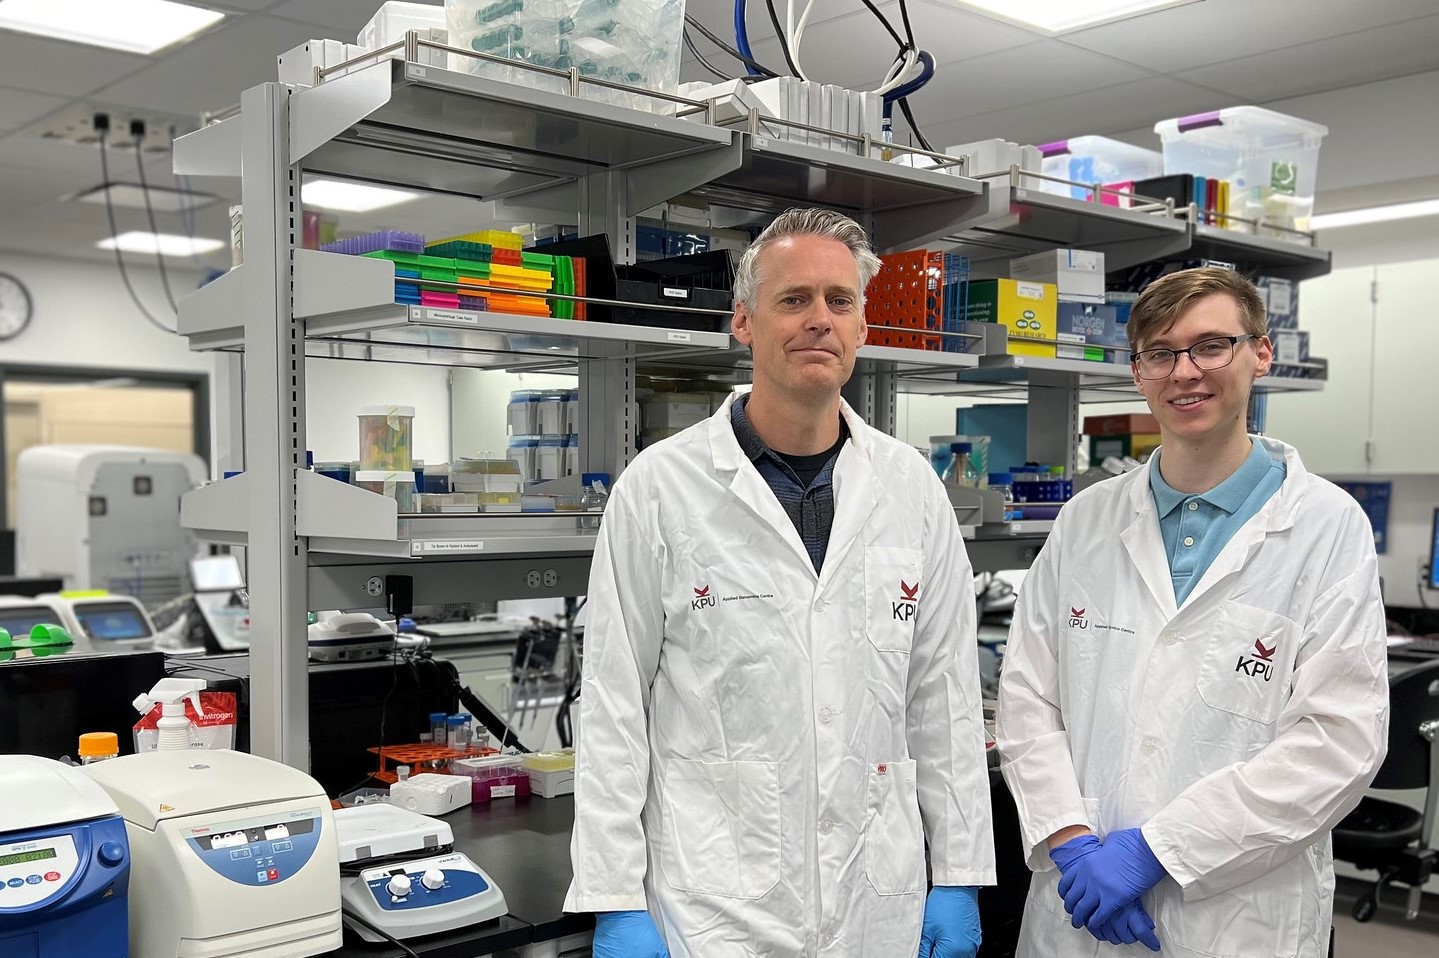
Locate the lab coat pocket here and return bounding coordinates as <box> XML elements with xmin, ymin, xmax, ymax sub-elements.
<box><xmin>864</xmin><ymin>759</ymin><xmax>925</xmax><ymax>896</ymax></box>
<box><xmin>1196</xmin><ymin>602</ymin><xmax>1300</xmax><ymax>725</ymax></box>
<box><xmin>659</xmin><ymin>759</ymin><xmax>780</xmax><ymax>899</ymax></box>
<box><xmin>865</xmin><ymin>546</ymin><xmax>923</xmax><ymax>653</ymax></box>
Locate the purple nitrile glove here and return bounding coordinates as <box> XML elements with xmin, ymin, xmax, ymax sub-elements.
<box><xmin>918</xmin><ymin>885</ymin><xmax>982</xmax><ymax>958</ymax></box>
<box><xmin>1058</xmin><ymin>828</ymin><xmax>1168</xmax><ymax>932</ymax></box>
<box><xmin>1049</xmin><ymin>833</ymin><xmax>1102</xmax><ymax>875</ymax></box>
<box><xmin>1094</xmin><ymin>900</ymin><xmax>1162</xmax><ymax>952</ymax></box>
<box><xmin>592</xmin><ymin>909</ymin><xmax>669</xmax><ymax>958</ymax></box>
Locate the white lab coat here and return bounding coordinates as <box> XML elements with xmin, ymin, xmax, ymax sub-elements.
<box><xmin>565</xmin><ymin>394</ymin><xmax>996</xmax><ymax>957</ymax></box>
<box><xmin>997</xmin><ymin>438</ymin><xmax>1389</xmax><ymax>958</ymax></box>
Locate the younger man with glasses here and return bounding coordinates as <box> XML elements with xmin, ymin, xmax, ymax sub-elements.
<box><xmin>997</xmin><ymin>266</ymin><xmax>1389</xmax><ymax>957</ymax></box>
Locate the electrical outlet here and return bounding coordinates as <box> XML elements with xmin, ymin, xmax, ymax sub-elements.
<box><xmin>526</xmin><ymin>570</ymin><xmax>542</xmax><ymax>589</ymax></box>
<box><xmin>366</xmin><ymin>576</ymin><xmax>384</xmax><ymax>597</ymax></box>
<box><xmin>31</xmin><ymin>102</ymin><xmax>194</xmax><ymax>153</ymax></box>
<box><xmin>543</xmin><ymin>569</ymin><xmax>559</xmax><ymax>587</ymax></box>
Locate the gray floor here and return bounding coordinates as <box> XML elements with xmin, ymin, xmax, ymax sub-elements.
<box><xmin>1333</xmin><ymin>877</ymin><xmax>1439</xmax><ymax>957</ymax></box>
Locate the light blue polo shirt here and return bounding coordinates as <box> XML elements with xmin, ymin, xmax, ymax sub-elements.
<box><xmin>1150</xmin><ymin>440</ymin><xmax>1287</xmax><ymax>604</ymax></box>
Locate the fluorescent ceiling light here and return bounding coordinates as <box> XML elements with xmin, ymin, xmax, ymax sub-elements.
<box><xmin>1310</xmin><ymin>199</ymin><xmax>1439</xmax><ymax>230</ymax></box>
<box><xmin>948</xmin><ymin>0</ymin><xmax>1196</xmax><ymax>34</ymax></box>
<box><xmin>0</xmin><ymin>0</ymin><xmax>224</xmax><ymax>55</ymax></box>
<box><xmin>71</xmin><ymin>182</ymin><xmax>219</xmax><ymax>213</ymax></box>
<box><xmin>303</xmin><ymin>179</ymin><xmax>420</xmax><ymax>213</ymax></box>
<box><xmin>98</xmin><ymin>231</ymin><xmax>224</xmax><ymax>257</ymax></box>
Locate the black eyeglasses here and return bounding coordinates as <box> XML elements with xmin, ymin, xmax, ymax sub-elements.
<box><xmin>1132</xmin><ymin>335</ymin><xmax>1256</xmax><ymax>380</ymax></box>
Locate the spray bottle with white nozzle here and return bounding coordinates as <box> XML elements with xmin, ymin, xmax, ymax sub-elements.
<box><xmin>133</xmin><ymin>678</ymin><xmax>208</xmax><ymax>751</ymax></box>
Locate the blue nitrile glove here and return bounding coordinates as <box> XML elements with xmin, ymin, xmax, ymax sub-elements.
<box><xmin>1094</xmin><ymin>900</ymin><xmax>1162</xmax><ymax>952</ymax></box>
<box><xmin>1059</xmin><ymin>828</ymin><xmax>1168</xmax><ymax>932</ymax></box>
<box><xmin>918</xmin><ymin>885</ymin><xmax>982</xmax><ymax>958</ymax></box>
<box><xmin>592</xmin><ymin>909</ymin><xmax>669</xmax><ymax>958</ymax></box>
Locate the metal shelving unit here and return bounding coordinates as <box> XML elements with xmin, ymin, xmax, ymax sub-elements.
<box><xmin>177</xmin><ymin>43</ymin><xmax>1332</xmax><ymax>768</ymax></box>
<box><xmin>940</xmin><ymin>169</ymin><xmax>1333</xmax><ymax>281</ymax></box>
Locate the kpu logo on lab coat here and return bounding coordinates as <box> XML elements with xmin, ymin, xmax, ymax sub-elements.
<box><xmin>1235</xmin><ymin>639</ymin><xmax>1278</xmax><ymax>681</ymax></box>
<box><xmin>692</xmin><ymin>585</ymin><xmax>716</xmax><ymax>611</ymax></box>
<box><xmin>1068</xmin><ymin>607</ymin><xmax>1088</xmax><ymax>629</ymax></box>
<box><xmin>892</xmin><ymin>580</ymin><xmax>920</xmax><ymax>621</ymax></box>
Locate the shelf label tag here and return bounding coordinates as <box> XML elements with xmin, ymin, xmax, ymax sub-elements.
<box><xmin>407</xmin><ymin>65</ymin><xmax>427</xmax><ymax>79</ymax></box>
<box><xmin>666</xmin><ymin>330</ymin><xmax>692</xmax><ymax>343</ymax></box>
<box><xmin>662</xmin><ymin>287</ymin><xmax>689</xmax><ymax>299</ymax></box>
<box><xmin>412</xmin><ymin>540</ymin><xmax>485</xmax><ymax>555</ymax></box>
<box><xmin>425</xmin><ymin>309</ymin><xmax>479</xmax><ymax>326</ymax></box>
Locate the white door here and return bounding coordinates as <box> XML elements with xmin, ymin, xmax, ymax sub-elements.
<box><xmin>1262</xmin><ymin>266</ymin><xmax>1375</xmax><ymax>475</ymax></box>
<box><xmin>1368</xmin><ymin>259</ymin><xmax>1439</xmax><ymax>474</ymax></box>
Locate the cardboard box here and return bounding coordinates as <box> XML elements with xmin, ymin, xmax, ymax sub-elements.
<box><xmin>1083</xmin><ymin>413</ymin><xmax>1160</xmax><ymax>437</ymax></box>
<box><xmin>1090</xmin><ymin>433</ymin><xmax>1162</xmax><ymax>462</ymax></box>
<box><xmin>1257</xmin><ymin>276</ymin><xmax>1299</xmax><ymax>330</ymax></box>
<box><xmin>1271</xmin><ymin>329</ymin><xmax>1310</xmax><ymax>376</ymax></box>
<box><xmin>1009</xmin><ymin>249</ymin><xmax>1106</xmax><ymax>304</ymax></box>
<box><xmin>962</xmin><ymin>279</ymin><xmax>1057</xmax><ymax>357</ymax></box>
<box><xmin>1056</xmin><ymin>302</ymin><xmax>1128</xmax><ymax>363</ymax></box>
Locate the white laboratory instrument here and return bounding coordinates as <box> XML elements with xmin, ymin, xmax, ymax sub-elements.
<box><xmin>0</xmin><ymin>595</ymin><xmax>66</xmax><ymax>640</ymax></box>
<box><xmin>0</xmin><ymin>756</ymin><xmax>131</xmax><ymax>958</ymax></box>
<box><xmin>81</xmin><ymin>749</ymin><xmax>343</xmax><ymax>958</ymax></box>
<box><xmin>308</xmin><ymin>612</ymin><xmax>393</xmax><ymax>663</ymax></box>
<box><xmin>40</xmin><ymin>591</ymin><xmax>157</xmax><ymax>650</ymax></box>
<box><xmin>334</xmin><ymin>803</ymin><xmax>507</xmax><ymax>942</ymax></box>
<box><xmin>390</xmin><ymin>773</ymin><xmax>473</xmax><ymax>816</ymax></box>
<box><xmin>17</xmin><ymin>445</ymin><xmax>207</xmax><ymax>607</ymax></box>
<box><xmin>186</xmin><ymin>554</ymin><xmax>250</xmax><ymax>652</ymax></box>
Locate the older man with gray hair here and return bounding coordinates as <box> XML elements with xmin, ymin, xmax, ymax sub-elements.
<box><xmin>565</xmin><ymin>207</ymin><xmax>995</xmax><ymax>957</ymax></box>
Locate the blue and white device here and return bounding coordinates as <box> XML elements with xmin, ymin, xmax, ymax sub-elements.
<box><xmin>81</xmin><ymin>749</ymin><xmax>342</xmax><ymax>958</ymax></box>
<box><xmin>334</xmin><ymin>804</ymin><xmax>507</xmax><ymax>941</ymax></box>
<box><xmin>0</xmin><ymin>755</ymin><xmax>131</xmax><ymax>958</ymax></box>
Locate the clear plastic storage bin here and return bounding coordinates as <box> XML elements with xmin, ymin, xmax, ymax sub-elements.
<box><xmin>358</xmin><ymin>404</ymin><xmax>414</xmax><ymax>472</ymax></box>
<box><xmin>446</xmin><ymin>0</ymin><xmax>686</xmax><ymax>113</ymax></box>
<box><xmin>1154</xmin><ymin>106</ymin><xmax>1327</xmax><ymax>238</ymax></box>
<box><xmin>1038</xmin><ymin>136</ymin><xmax>1162</xmax><ymax>205</ymax></box>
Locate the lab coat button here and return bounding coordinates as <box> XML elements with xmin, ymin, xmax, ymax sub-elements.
<box><xmin>813</xmin><ymin>598</ymin><xmax>827</xmax><ymax>613</ymax></box>
<box><xmin>819</xmin><ymin>819</ymin><xmax>836</xmax><ymax>835</ymax></box>
<box><xmin>1162</xmin><ymin>630</ymin><xmax>1178</xmax><ymax>645</ymax></box>
<box><xmin>819</xmin><ymin>707</ymin><xmax>834</xmax><ymax>725</ymax></box>
<box><xmin>1141</xmin><ymin>737</ymin><xmax>1159</xmax><ymax>754</ymax></box>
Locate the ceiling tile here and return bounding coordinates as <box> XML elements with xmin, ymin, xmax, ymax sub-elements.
<box><xmin>0</xmin><ymin>87</ymin><xmax>68</xmax><ymax>136</ymax></box>
<box><xmin>1175</xmin><ymin>15</ymin><xmax>1439</xmax><ymax>101</ymax></box>
<box><xmin>93</xmin><ymin>15</ymin><xmax>328</xmax><ymax>115</ymax></box>
<box><xmin>209</xmin><ymin>0</ymin><xmax>287</xmax><ymax>11</ymax></box>
<box><xmin>1061</xmin><ymin>0</ymin><xmax>1439</xmax><ymax>73</ymax></box>
<box><xmin>909</xmin><ymin>0</ymin><xmax>1049</xmax><ymax>61</ymax></box>
<box><xmin>912</xmin><ymin>76</ymin><xmax>1223</xmax><ymax>151</ymax></box>
<box><xmin>0</xmin><ymin>33</ymin><xmax>147</xmax><ymax>98</ymax></box>
<box><xmin>901</xmin><ymin>40</ymin><xmax>1152</xmax><ymax>123</ymax></box>
<box><xmin>270</xmin><ymin>0</ymin><xmax>440</xmax><ymax>33</ymax></box>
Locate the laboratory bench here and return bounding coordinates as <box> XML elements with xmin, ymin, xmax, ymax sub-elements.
<box><xmin>330</xmin><ymin>794</ymin><xmax>592</xmax><ymax>958</ymax></box>
<box><xmin>328</xmin><ymin>769</ymin><xmax>1030</xmax><ymax>958</ymax></box>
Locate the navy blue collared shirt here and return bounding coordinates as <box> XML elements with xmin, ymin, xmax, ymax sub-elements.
<box><xmin>730</xmin><ymin>395</ymin><xmax>846</xmax><ymax>573</ymax></box>
<box><xmin>1150</xmin><ymin>439</ymin><xmax>1287</xmax><ymax>604</ymax></box>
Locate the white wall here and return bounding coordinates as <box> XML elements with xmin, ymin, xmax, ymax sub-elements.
<box><xmin>0</xmin><ymin>251</ymin><xmax>211</xmax><ymax>375</ymax></box>
<box><xmin>304</xmin><ymin>359</ymin><xmax>453</xmax><ymax>466</ymax></box>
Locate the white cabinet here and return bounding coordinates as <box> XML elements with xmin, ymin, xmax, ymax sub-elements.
<box><xmin>1266</xmin><ymin>257</ymin><xmax>1439</xmax><ymax>476</ymax></box>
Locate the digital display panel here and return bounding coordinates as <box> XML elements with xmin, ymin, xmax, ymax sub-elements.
<box><xmin>0</xmin><ymin>848</ymin><xmax>57</xmax><ymax>867</ymax></box>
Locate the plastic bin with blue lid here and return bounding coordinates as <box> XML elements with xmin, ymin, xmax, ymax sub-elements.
<box><xmin>1154</xmin><ymin>106</ymin><xmax>1327</xmax><ymax>239</ymax></box>
<box><xmin>1037</xmin><ymin>136</ymin><xmax>1162</xmax><ymax>206</ymax></box>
